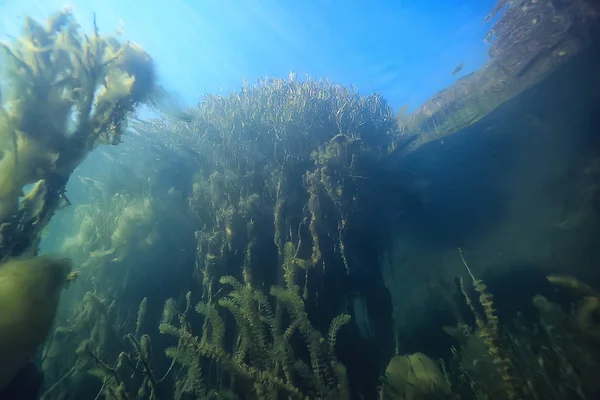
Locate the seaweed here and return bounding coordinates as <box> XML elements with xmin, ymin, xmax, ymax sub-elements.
<box><xmin>159</xmin><ymin>243</ymin><xmax>351</xmax><ymax>399</ymax></box>
<box><xmin>0</xmin><ymin>8</ymin><xmax>155</xmax><ymax>261</ymax></box>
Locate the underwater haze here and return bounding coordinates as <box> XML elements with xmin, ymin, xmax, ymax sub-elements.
<box><xmin>1</xmin><ymin>0</ymin><xmax>600</xmax><ymax>399</ymax></box>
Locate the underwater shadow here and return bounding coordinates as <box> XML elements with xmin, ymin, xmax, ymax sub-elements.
<box><xmin>395</xmin><ymin>121</ymin><xmax>515</xmax><ymax>248</ymax></box>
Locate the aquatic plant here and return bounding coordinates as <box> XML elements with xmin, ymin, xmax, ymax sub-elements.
<box><xmin>0</xmin><ymin>256</ymin><xmax>73</xmax><ymax>393</ymax></box>
<box><xmin>135</xmin><ymin>74</ymin><xmax>411</xmax><ymax>397</ymax></box>
<box><xmin>41</xmin><ymin>48</ymin><xmax>409</xmax><ymax>400</ymax></box>
<box><xmin>379</xmin><ymin>352</ymin><xmax>450</xmax><ymax>400</ymax></box>
<box><xmin>42</xmin><ymin>295</ymin><xmax>168</xmax><ymax>400</ymax></box>
<box><xmin>159</xmin><ymin>241</ymin><xmax>351</xmax><ymax>399</ymax></box>
<box><xmin>60</xmin><ymin>190</ymin><xmax>131</xmax><ymax>263</ymax></box>
<box><xmin>0</xmin><ymin>8</ymin><xmax>155</xmax><ymax>261</ymax></box>
<box><xmin>0</xmin><ymin>20</ymin><xmax>162</xmax><ymax>386</ymax></box>
<box><xmin>457</xmin><ymin>249</ymin><xmax>521</xmax><ymax>400</ymax></box>
<box><xmin>437</xmin><ymin>252</ymin><xmax>600</xmax><ymax>400</ymax></box>
<box><xmin>41</xmin><ymin>185</ymin><xmax>193</xmax><ymax>398</ymax></box>
<box><xmin>142</xmin><ymin>74</ymin><xmax>404</xmax><ymax>302</ymax></box>
<box><xmin>146</xmin><ymin>77</ymin><xmax>396</xmax><ymax>166</ymax></box>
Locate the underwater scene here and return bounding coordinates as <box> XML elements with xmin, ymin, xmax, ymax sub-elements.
<box><xmin>1</xmin><ymin>0</ymin><xmax>600</xmax><ymax>399</ymax></box>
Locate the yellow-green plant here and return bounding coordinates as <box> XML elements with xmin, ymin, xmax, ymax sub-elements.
<box><xmin>0</xmin><ymin>8</ymin><xmax>155</xmax><ymax>261</ymax></box>
<box><xmin>144</xmin><ymin>77</ymin><xmax>396</xmax><ymax>169</ymax></box>
<box><xmin>139</xmin><ymin>79</ymin><xmax>405</xmax><ymax>360</ymax></box>
<box><xmin>159</xmin><ymin>244</ymin><xmax>351</xmax><ymax>399</ymax></box>
<box><xmin>444</xmin><ymin>268</ymin><xmax>600</xmax><ymax>399</ymax></box>
<box><xmin>42</xmin><ymin>293</ymin><xmax>167</xmax><ymax>400</ymax></box>
<box><xmin>458</xmin><ymin>248</ymin><xmax>521</xmax><ymax>400</ymax></box>
<box><xmin>138</xmin><ymin>74</ymin><xmax>409</xmax><ymax>400</ymax></box>
<box><xmin>379</xmin><ymin>352</ymin><xmax>450</xmax><ymax>400</ymax></box>
<box><xmin>0</xmin><ymin>256</ymin><xmax>73</xmax><ymax>392</ymax></box>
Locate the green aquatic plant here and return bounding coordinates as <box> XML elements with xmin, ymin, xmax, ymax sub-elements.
<box><xmin>438</xmin><ymin>252</ymin><xmax>600</xmax><ymax>400</ymax></box>
<box><xmin>139</xmin><ymin>79</ymin><xmax>407</xmax><ymax>374</ymax></box>
<box><xmin>40</xmin><ymin>153</ymin><xmax>194</xmax><ymax>398</ymax></box>
<box><xmin>137</xmin><ymin>74</ymin><xmax>410</xmax><ymax>399</ymax></box>
<box><xmin>41</xmin><ymin>290</ymin><xmax>118</xmax><ymax>395</ymax></box>
<box><xmin>58</xmin><ymin>188</ymin><xmax>157</xmax><ymax>302</ymax></box>
<box><xmin>143</xmin><ymin>76</ymin><xmax>398</xmax><ymax>277</ymax></box>
<box><xmin>0</xmin><ymin>8</ymin><xmax>155</xmax><ymax>261</ymax></box>
<box><xmin>0</xmin><ymin>256</ymin><xmax>73</xmax><ymax>392</ymax></box>
<box><xmin>41</xmin><ymin>187</ymin><xmax>191</xmax><ymax>398</ymax></box>
<box><xmin>60</xmin><ymin>190</ymin><xmax>131</xmax><ymax>263</ymax></box>
<box><xmin>458</xmin><ymin>249</ymin><xmax>521</xmax><ymax>400</ymax></box>
<box><xmin>159</xmin><ymin>243</ymin><xmax>351</xmax><ymax>399</ymax></box>
<box><xmin>379</xmin><ymin>352</ymin><xmax>450</xmax><ymax>400</ymax></box>
<box><xmin>145</xmin><ymin>77</ymin><xmax>396</xmax><ymax>167</ymax></box>
<box><xmin>43</xmin><ymin>294</ymin><xmax>169</xmax><ymax>400</ymax></box>
<box><xmin>269</xmin><ymin>241</ymin><xmax>351</xmax><ymax>399</ymax></box>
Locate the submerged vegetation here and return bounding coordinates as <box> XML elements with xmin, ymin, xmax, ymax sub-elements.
<box><xmin>436</xmin><ymin>256</ymin><xmax>600</xmax><ymax>400</ymax></box>
<box><xmin>40</xmin><ymin>53</ymin><xmax>408</xmax><ymax>398</ymax></box>
<box><xmin>0</xmin><ymin>5</ymin><xmax>599</xmax><ymax>400</ymax></box>
<box><xmin>0</xmin><ymin>7</ymin><xmax>155</xmax><ymax>260</ymax></box>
